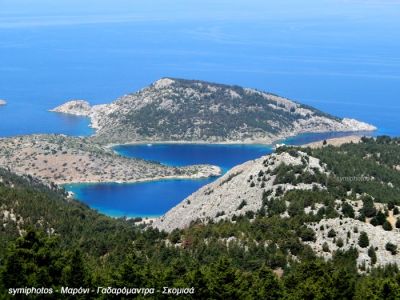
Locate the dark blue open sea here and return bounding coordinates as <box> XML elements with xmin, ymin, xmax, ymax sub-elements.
<box><xmin>1</xmin><ymin>0</ymin><xmax>399</xmax><ymax>216</ymax></box>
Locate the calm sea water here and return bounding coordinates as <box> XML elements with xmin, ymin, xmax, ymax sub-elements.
<box><xmin>1</xmin><ymin>0</ymin><xmax>399</xmax><ymax>216</ymax></box>
<box><xmin>114</xmin><ymin>144</ymin><xmax>271</xmax><ymax>172</ymax></box>
<box><xmin>0</xmin><ymin>0</ymin><xmax>399</xmax><ymax>137</ymax></box>
<box><xmin>64</xmin><ymin>178</ymin><xmax>216</xmax><ymax>218</ymax></box>
<box><xmin>66</xmin><ymin>144</ymin><xmax>272</xmax><ymax>217</ymax></box>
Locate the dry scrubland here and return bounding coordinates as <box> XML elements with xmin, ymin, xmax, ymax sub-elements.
<box><xmin>0</xmin><ymin>135</ymin><xmax>221</xmax><ymax>184</ymax></box>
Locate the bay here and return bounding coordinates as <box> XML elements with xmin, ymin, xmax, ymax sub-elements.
<box><xmin>1</xmin><ymin>0</ymin><xmax>399</xmax><ymax>217</ymax></box>
<box><xmin>66</xmin><ymin>144</ymin><xmax>273</xmax><ymax>217</ymax></box>
<box><xmin>114</xmin><ymin>143</ymin><xmax>272</xmax><ymax>173</ymax></box>
<box><xmin>64</xmin><ymin>178</ymin><xmax>215</xmax><ymax>218</ymax></box>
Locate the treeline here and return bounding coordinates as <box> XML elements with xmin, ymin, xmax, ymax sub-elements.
<box><xmin>1</xmin><ymin>226</ymin><xmax>399</xmax><ymax>299</ymax></box>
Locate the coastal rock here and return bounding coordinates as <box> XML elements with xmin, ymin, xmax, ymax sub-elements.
<box><xmin>50</xmin><ymin>100</ymin><xmax>92</xmax><ymax>116</ymax></box>
<box><xmin>0</xmin><ymin>99</ymin><xmax>6</xmax><ymax>106</ymax></box>
<box><xmin>50</xmin><ymin>78</ymin><xmax>377</xmax><ymax>144</ymax></box>
<box><xmin>341</xmin><ymin>118</ymin><xmax>376</xmax><ymax>131</ymax></box>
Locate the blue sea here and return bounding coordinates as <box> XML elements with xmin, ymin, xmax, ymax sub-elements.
<box><xmin>1</xmin><ymin>0</ymin><xmax>399</xmax><ymax>216</ymax></box>
<box><xmin>66</xmin><ymin>144</ymin><xmax>272</xmax><ymax>217</ymax></box>
<box><xmin>64</xmin><ymin>178</ymin><xmax>216</xmax><ymax>218</ymax></box>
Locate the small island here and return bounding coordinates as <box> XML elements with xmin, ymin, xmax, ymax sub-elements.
<box><xmin>50</xmin><ymin>78</ymin><xmax>377</xmax><ymax>145</ymax></box>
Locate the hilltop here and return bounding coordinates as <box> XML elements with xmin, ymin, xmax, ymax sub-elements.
<box><xmin>51</xmin><ymin>78</ymin><xmax>376</xmax><ymax>144</ymax></box>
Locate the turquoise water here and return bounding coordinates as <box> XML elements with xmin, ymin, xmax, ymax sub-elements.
<box><xmin>68</xmin><ymin>133</ymin><xmax>375</xmax><ymax>218</ymax></box>
<box><xmin>66</xmin><ymin>144</ymin><xmax>272</xmax><ymax>217</ymax></box>
<box><xmin>64</xmin><ymin>178</ymin><xmax>216</xmax><ymax>218</ymax></box>
<box><xmin>1</xmin><ymin>0</ymin><xmax>399</xmax><ymax>216</ymax></box>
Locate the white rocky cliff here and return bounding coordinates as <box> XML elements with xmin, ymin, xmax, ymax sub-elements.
<box><xmin>152</xmin><ymin>150</ymin><xmax>327</xmax><ymax>232</ymax></box>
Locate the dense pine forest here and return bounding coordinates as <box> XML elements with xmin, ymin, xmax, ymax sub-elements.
<box><xmin>1</xmin><ymin>137</ymin><xmax>400</xmax><ymax>299</ymax></box>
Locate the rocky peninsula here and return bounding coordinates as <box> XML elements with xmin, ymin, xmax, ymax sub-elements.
<box><xmin>0</xmin><ymin>135</ymin><xmax>221</xmax><ymax>185</ymax></box>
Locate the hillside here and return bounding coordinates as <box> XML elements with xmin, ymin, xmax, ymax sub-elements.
<box><xmin>154</xmin><ymin>136</ymin><xmax>400</xmax><ymax>270</ymax></box>
<box><xmin>1</xmin><ymin>138</ymin><xmax>400</xmax><ymax>298</ymax></box>
<box><xmin>51</xmin><ymin>78</ymin><xmax>376</xmax><ymax>144</ymax></box>
<box><xmin>0</xmin><ymin>167</ymin><xmax>140</xmax><ymax>258</ymax></box>
<box><xmin>0</xmin><ymin>135</ymin><xmax>220</xmax><ymax>184</ymax></box>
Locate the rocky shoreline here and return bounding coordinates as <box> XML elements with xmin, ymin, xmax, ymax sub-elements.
<box><xmin>302</xmin><ymin>135</ymin><xmax>363</xmax><ymax>148</ymax></box>
<box><xmin>50</xmin><ymin>78</ymin><xmax>377</xmax><ymax>145</ymax></box>
<box><xmin>0</xmin><ymin>135</ymin><xmax>221</xmax><ymax>185</ymax></box>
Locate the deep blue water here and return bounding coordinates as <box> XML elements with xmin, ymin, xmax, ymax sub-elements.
<box><xmin>66</xmin><ymin>144</ymin><xmax>272</xmax><ymax>217</ymax></box>
<box><xmin>283</xmin><ymin>131</ymin><xmax>376</xmax><ymax>146</ymax></box>
<box><xmin>114</xmin><ymin>144</ymin><xmax>271</xmax><ymax>172</ymax></box>
<box><xmin>1</xmin><ymin>0</ymin><xmax>399</xmax><ymax>216</ymax></box>
<box><xmin>0</xmin><ymin>0</ymin><xmax>399</xmax><ymax>137</ymax></box>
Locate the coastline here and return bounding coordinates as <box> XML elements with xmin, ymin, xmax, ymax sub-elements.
<box><xmin>56</xmin><ymin>131</ymin><xmax>378</xmax><ymax>219</ymax></box>
<box><xmin>61</xmin><ymin>133</ymin><xmax>372</xmax><ymax>187</ymax></box>
<box><xmin>59</xmin><ymin>172</ymin><xmax>220</xmax><ymax>186</ymax></box>
<box><xmin>103</xmin><ymin>130</ymin><xmax>375</xmax><ymax>149</ymax></box>
<box><xmin>302</xmin><ymin>135</ymin><xmax>363</xmax><ymax>149</ymax></box>
<box><xmin>0</xmin><ymin>135</ymin><xmax>222</xmax><ymax>188</ymax></box>
<box><xmin>49</xmin><ymin>100</ymin><xmax>377</xmax><ymax>149</ymax></box>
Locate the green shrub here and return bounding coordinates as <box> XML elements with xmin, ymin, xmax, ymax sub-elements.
<box><xmin>385</xmin><ymin>243</ymin><xmax>398</xmax><ymax>255</ymax></box>
<box><xmin>358</xmin><ymin>232</ymin><xmax>369</xmax><ymax>248</ymax></box>
<box><xmin>383</xmin><ymin>221</ymin><xmax>393</xmax><ymax>231</ymax></box>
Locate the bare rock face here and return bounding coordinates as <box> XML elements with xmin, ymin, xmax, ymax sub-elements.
<box><xmin>0</xmin><ymin>99</ymin><xmax>7</xmax><ymax>106</ymax></box>
<box><xmin>152</xmin><ymin>150</ymin><xmax>328</xmax><ymax>232</ymax></box>
<box><xmin>50</xmin><ymin>100</ymin><xmax>92</xmax><ymax>116</ymax></box>
<box><xmin>341</xmin><ymin>118</ymin><xmax>376</xmax><ymax>131</ymax></box>
<box><xmin>50</xmin><ymin>78</ymin><xmax>376</xmax><ymax>144</ymax></box>
<box><xmin>306</xmin><ymin>218</ymin><xmax>400</xmax><ymax>270</ymax></box>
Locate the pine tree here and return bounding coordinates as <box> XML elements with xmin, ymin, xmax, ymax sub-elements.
<box><xmin>375</xmin><ymin>210</ymin><xmax>386</xmax><ymax>225</ymax></box>
<box><xmin>342</xmin><ymin>202</ymin><xmax>355</xmax><ymax>218</ymax></box>
<box><xmin>358</xmin><ymin>232</ymin><xmax>369</xmax><ymax>248</ymax></box>
<box><xmin>393</xmin><ymin>207</ymin><xmax>400</xmax><ymax>215</ymax></box>
<box><xmin>362</xmin><ymin>197</ymin><xmax>377</xmax><ymax>218</ymax></box>
<box><xmin>62</xmin><ymin>249</ymin><xmax>91</xmax><ymax>287</ymax></box>
<box><xmin>251</xmin><ymin>265</ymin><xmax>284</xmax><ymax>299</ymax></box>
<box><xmin>385</xmin><ymin>243</ymin><xmax>398</xmax><ymax>255</ymax></box>
<box><xmin>383</xmin><ymin>221</ymin><xmax>393</xmax><ymax>231</ymax></box>
<box><xmin>368</xmin><ymin>246</ymin><xmax>377</xmax><ymax>265</ymax></box>
<box><xmin>328</xmin><ymin>229</ymin><xmax>337</xmax><ymax>238</ymax></box>
<box><xmin>322</xmin><ymin>242</ymin><xmax>330</xmax><ymax>252</ymax></box>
